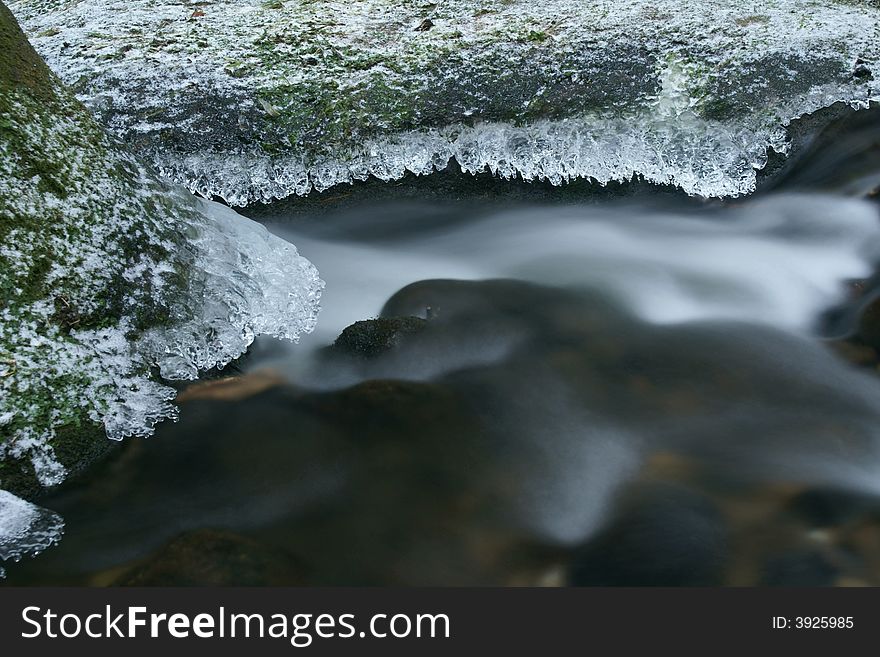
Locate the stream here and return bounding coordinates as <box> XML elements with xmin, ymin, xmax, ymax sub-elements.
<box><xmin>5</xmin><ymin>107</ymin><xmax>880</xmax><ymax>587</ymax></box>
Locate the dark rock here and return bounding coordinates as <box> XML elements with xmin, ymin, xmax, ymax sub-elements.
<box><xmin>759</xmin><ymin>101</ymin><xmax>880</xmax><ymax>195</ymax></box>
<box><xmin>113</xmin><ymin>529</ymin><xmax>306</xmax><ymax>586</ymax></box>
<box><xmin>856</xmin><ymin>296</ymin><xmax>880</xmax><ymax>352</ymax></box>
<box><xmin>1</xmin><ymin>422</ymin><xmax>117</xmax><ymax>501</ymax></box>
<box><xmin>787</xmin><ymin>488</ymin><xmax>880</xmax><ymax>528</ymax></box>
<box><xmin>854</xmin><ymin>59</ymin><xmax>873</xmax><ymax>80</ymax></box>
<box><xmin>329</xmin><ymin>316</ymin><xmax>427</xmax><ymax>359</ymax></box>
<box><xmin>568</xmin><ymin>484</ymin><xmax>728</xmax><ymax>586</ymax></box>
<box><xmin>243</xmin><ymin>160</ymin><xmax>695</xmax><ymax>222</ymax></box>
<box><xmin>760</xmin><ymin>549</ymin><xmax>838</xmax><ymax>586</ymax></box>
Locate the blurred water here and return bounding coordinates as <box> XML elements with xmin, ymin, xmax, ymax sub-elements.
<box><xmin>8</xmin><ymin>108</ymin><xmax>880</xmax><ymax>586</ymax></box>
<box><xmin>253</xmin><ymin>194</ymin><xmax>880</xmax><ymax>382</ymax></box>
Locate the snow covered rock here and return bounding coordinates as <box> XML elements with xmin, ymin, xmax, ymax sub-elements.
<box><xmin>0</xmin><ymin>3</ymin><xmax>322</xmax><ymax>494</ymax></box>
<box><xmin>8</xmin><ymin>0</ymin><xmax>880</xmax><ymax>204</ymax></box>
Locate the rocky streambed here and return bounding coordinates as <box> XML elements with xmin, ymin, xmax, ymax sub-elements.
<box><xmin>3</xmin><ymin>1</ymin><xmax>880</xmax><ymax>585</ymax></box>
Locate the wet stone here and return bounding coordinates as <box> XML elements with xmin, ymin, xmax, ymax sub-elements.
<box><xmin>328</xmin><ymin>316</ymin><xmax>427</xmax><ymax>360</ymax></box>
<box><xmin>112</xmin><ymin>529</ymin><xmax>307</xmax><ymax>586</ymax></box>
<box><xmin>567</xmin><ymin>484</ymin><xmax>729</xmax><ymax>587</ymax></box>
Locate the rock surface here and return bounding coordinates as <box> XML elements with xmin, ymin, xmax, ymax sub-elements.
<box><xmin>0</xmin><ymin>2</ymin><xmax>322</xmax><ymax>497</ymax></box>
<box><xmin>112</xmin><ymin>529</ymin><xmax>306</xmax><ymax>586</ymax></box>
<box><xmin>330</xmin><ymin>316</ymin><xmax>427</xmax><ymax>360</ymax></box>
<box><xmin>9</xmin><ymin>0</ymin><xmax>880</xmax><ymax>204</ymax></box>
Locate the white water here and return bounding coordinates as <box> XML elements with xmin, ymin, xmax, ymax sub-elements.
<box><xmin>262</xmin><ymin>194</ymin><xmax>880</xmax><ymax>359</ymax></box>
<box><xmin>253</xmin><ymin>192</ymin><xmax>880</xmax><ymax>543</ymax></box>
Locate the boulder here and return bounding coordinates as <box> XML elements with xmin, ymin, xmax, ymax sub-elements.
<box><xmin>9</xmin><ymin>0</ymin><xmax>880</xmax><ymax>203</ymax></box>
<box><xmin>0</xmin><ymin>2</ymin><xmax>322</xmax><ymax>496</ymax></box>
<box><xmin>112</xmin><ymin>529</ymin><xmax>306</xmax><ymax>586</ymax></box>
<box><xmin>329</xmin><ymin>316</ymin><xmax>427</xmax><ymax>360</ymax></box>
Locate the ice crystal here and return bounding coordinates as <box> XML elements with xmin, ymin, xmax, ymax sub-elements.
<box><xmin>0</xmin><ymin>489</ymin><xmax>64</xmax><ymax>577</ymax></box>
<box><xmin>9</xmin><ymin>0</ymin><xmax>880</xmax><ymax>204</ymax></box>
<box><xmin>0</xmin><ymin>5</ymin><xmax>322</xmax><ymax>487</ymax></box>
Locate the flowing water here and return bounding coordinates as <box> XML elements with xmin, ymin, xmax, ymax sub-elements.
<box><xmin>5</xmin><ymin>108</ymin><xmax>880</xmax><ymax>586</ymax></box>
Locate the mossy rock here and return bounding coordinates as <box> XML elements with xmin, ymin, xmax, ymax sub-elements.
<box><xmin>0</xmin><ymin>2</ymin><xmax>192</xmax><ymax>491</ymax></box>
<box><xmin>0</xmin><ymin>2</ymin><xmax>322</xmax><ymax>496</ymax></box>
<box><xmin>329</xmin><ymin>316</ymin><xmax>427</xmax><ymax>360</ymax></box>
<box><xmin>9</xmin><ymin>1</ymin><xmax>880</xmax><ymax>203</ymax></box>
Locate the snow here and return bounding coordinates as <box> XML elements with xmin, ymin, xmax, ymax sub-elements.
<box><xmin>0</xmin><ymin>489</ymin><xmax>64</xmax><ymax>577</ymax></box>
<box><xmin>0</xmin><ymin>45</ymin><xmax>322</xmax><ymax>487</ymax></box>
<box><xmin>9</xmin><ymin>0</ymin><xmax>880</xmax><ymax>203</ymax></box>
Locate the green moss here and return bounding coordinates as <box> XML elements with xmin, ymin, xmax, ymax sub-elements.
<box><xmin>0</xmin><ymin>3</ymin><xmax>55</xmax><ymax>97</ymax></box>
<box><xmin>0</xmin><ymin>419</ymin><xmax>112</xmax><ymax>500</ymax></box>
<box><xmin>525</xmin><ymin>30</ymin><xmax>548</xmax><ymax>42</ymax></box>
<box><xmin>734</xmin><ymin>15</ymin><xmax>770</xmax><ymax>27</ymax></box>
<box><xmin>246</xmin><ymin>14</ymin><xmax>476</xmax><ymax>152</ymax></box>
<box><xmin>0</xmin><ymin>3</ymin><xmax>198</xmax><ymax>492</ymax></box>
<box><xmin>241</xmin><ymin>7</ymin><xmax>650</xmax><ymax>160</ymax></box>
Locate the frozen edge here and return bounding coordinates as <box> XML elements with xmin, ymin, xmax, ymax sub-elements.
<box><xmin>12</xmin><ymin>0</ymin><xmax>879</xmax><ymax>206</ymax></box>
<box><xmin>155</xmin><ymin>100</ymin><xmax>879</xmax><ymax>207</ymax></box>
<box><xmin>100</xmin><ymin>198</ymin><xmax>324</xmax><ymax>442</ymax></box>
<box><xmin>0</xmin><ymin>489</ymin><xmax>64</xmax><ymax>578</ymax></box>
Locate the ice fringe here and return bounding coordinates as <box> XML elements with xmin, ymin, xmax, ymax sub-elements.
<box><xmin>0</xmin><ymin>197</ymin><xmax>323</xmax><ymax>487</ymax></box>
<box><xmin>158</xmin><ymin>114</ymin><xmax>787</xmax><ymax>206</ymax></box>
<box><xmin>9</xmin><ymin>0</ymin><xmax>880</xmax><ymax>205</ymax></box>
<box><xmin>78</xmin><ymin>197</ymin><xmax>325</xmax><ymax>443</ymax></box>
<box><xmin>1</xmin><ymin>1</ymin><xmax>323</xmax><ymax>488</ymax></box>
<box><xmin>0</xmin><ymin>489</ymin><xmax>64</xmax><ymax>578</ymax></box>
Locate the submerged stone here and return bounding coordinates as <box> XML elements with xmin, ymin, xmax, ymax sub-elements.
<box><xmin>8</xmin><ymin>0</ymin><xmax>880</xmax><ymax>204</ymax></box>
<box><xmin>0</xmin><ymin>3</ymin><xmax>322</xmax><ymax>495</ymax></box>
<box><xmin>568</xmin><ymin>483</ymin><xmax>728</xmax><ymax>586</ymax></box>
<box><xmin>112</xmin><ymin>529</ymin><xmax>307</xmax><ymax>586</ymax></box>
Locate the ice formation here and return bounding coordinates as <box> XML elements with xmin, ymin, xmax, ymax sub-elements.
<box><xmin>0</xmin><ymin>489</ymin><xmax>64</xmax><ymax>578</ymax></box>
<box><xmin>9</xmin><ymin>0</ymin><xmax>880</xmax><ymax>204</ymax></box>
<box><xmin>0</xmin><ymin>3</ymin><xmax>322</xmax><ymax>490</ymax></box>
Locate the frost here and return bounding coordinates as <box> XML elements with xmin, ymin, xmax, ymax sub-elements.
<box><xmin>9</xmin><ymin>0</ymin><xmax>880</xmax><ymax>203</ymax></box>
<box><xmin>157</xmin><ymin>116</ymin><xmax>780</xmax><ymax>204</ymax></box>
<box><xmin>0</xmin><ymin>489</ymin><xmax>64</xmax><ymax>577</ymax></box>
<box><xmin>0</xmin><ymin>182</ymin><xmax>322</xmax><ymax>478</ymax></box>
<box><xmin>140</xmin><ymin>198</ymin><xmax>325</xmax><ymax>384</ymax></box>
<box><xmin>0</xmin><ymin>7</ymin><xmax>323</xmax><ymax>488</ymax></box>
